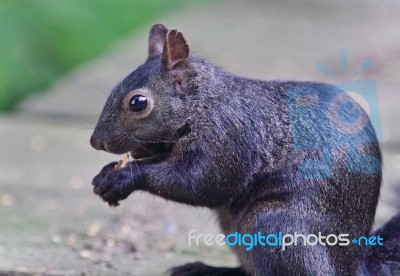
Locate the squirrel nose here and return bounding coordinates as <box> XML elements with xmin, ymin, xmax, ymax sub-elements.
<box><xmin>90</xmin><ymin>134</ymin><xmax>105</xmax><ymax>151</ymax></box>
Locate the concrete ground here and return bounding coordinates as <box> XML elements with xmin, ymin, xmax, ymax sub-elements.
<box><xmin>1</xmin><ymin>0</ymin><xmax>399</xmax><ymax>275</ymax></box>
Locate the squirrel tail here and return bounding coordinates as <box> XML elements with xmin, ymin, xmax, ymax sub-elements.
<box><xmin>361</xmin><ymin>212</ymin><xmax>400</xmax><ymax>275</ymax></box>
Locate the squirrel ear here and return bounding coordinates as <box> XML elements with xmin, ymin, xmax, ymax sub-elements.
<box><xmin>148</xmin><ymin>23</ymin><xmax>168</xmax><ymax>59</ymax></box>
<box><xmin>162</xmin><ymin>29</ymin><xmax>190</xmax><ymax>85</ymax></box>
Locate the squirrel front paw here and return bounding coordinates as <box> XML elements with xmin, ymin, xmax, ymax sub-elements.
<box><xmin>92</xmin><ymin>162</ymin><xmax>137</xmax><ymax>206</ymax></box>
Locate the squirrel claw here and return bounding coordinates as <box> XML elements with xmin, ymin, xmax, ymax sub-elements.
<box><xmin>92</xmin><ymin>162</ymin><xmax>136</xmax><ymax>206</ymax></box>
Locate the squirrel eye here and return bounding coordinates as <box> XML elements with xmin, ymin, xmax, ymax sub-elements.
<box><xmin>129</xmin><ymin>95</ymin><xmax>147</xmax><ymax>112</ymax></box>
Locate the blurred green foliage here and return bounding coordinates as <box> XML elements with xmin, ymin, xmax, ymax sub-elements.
<box><xmin>0</xmin><ymin>0</ymin><xmax>186</xmax><ymax>111</ymax></box>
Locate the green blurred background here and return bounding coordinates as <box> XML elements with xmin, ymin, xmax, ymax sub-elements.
<box><xmin>0</xmin><ymin>0</ymin><xmax>187</xmax><ymax>111</ymax></box>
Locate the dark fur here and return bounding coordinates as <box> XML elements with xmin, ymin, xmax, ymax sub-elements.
<box><xmin>90</xmin><ymin>24</ymin><xmax>400</xmax><ymax>275</ymax></box>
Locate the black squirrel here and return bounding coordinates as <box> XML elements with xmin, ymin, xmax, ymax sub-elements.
<box><xmin>90</xmin><ymin>23</ymin><xmax>400</xmax><ymax>275</ymax></box>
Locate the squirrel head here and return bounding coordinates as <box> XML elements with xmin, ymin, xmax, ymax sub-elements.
<box><xmin>90</xmin><ymin>23</ymin><xmax>194</xmax><ymax>161</ymax></box>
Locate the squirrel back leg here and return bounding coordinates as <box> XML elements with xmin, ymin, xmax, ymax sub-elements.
<box><xmin>361</xmin><ymin>212</ymin><xmax>400</xmax><ymax>275</ymax></box>
<box><xmin>168</xmin><ymin>262</ymin><xmax>248</xmax><ymax>276</ymax></box>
